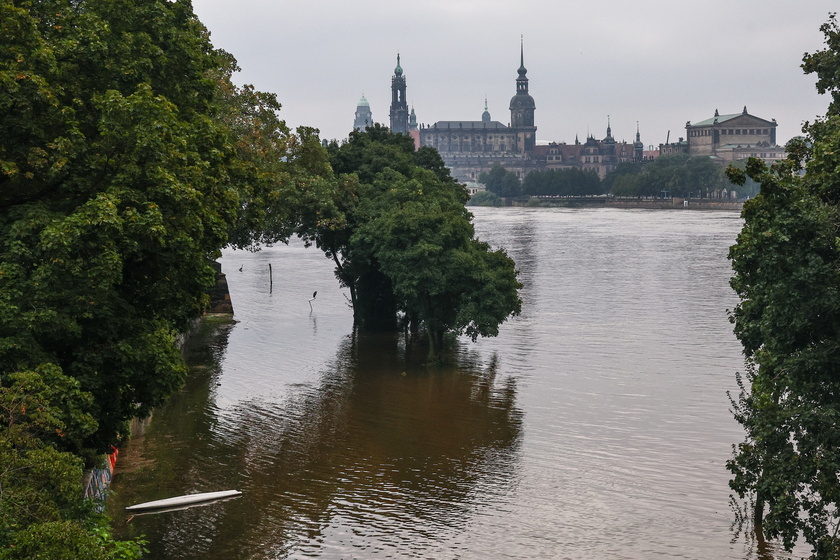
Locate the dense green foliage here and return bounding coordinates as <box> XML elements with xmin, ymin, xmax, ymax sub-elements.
<box><xmin>312</xmin><ymin>126</ymin><xmax>522</xmax><ymax>358</ymax></box>
<box><xmin>0</xmin><ymin>366</ymin><xmax>145</xmax><ymax>559</ymax></box>
<box><xmin>466</xmin><ymin>190</ymin><xmax>501</xmax><ymax>207</ymax></box>
<box><xmin>522</xmin><ymin>167</ymin><xmax>603</xmax><ymax>196</ymax></box>
<box><xmin>0</xmin><ymin>0</ymin><xmax>330</xmax><ymax>556</ymax></box>
<box><xmin>726</xmin><ymin>14</ymin><xmax>840</xmax><ymax>559</ymax></box>
<box><xmin>604</xmin><ymin>153</ymin><xmax>729</xmax><ymax>197</ymax></box>
<box><xmin>478</xmin><ymin>164</ymin><xmax>522</xmax><ymax>197</ymax></box>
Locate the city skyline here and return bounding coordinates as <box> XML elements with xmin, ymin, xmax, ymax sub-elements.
<box><xmin>191</xmin><ymin>0</ymin><xmax>837</xmax><ymax>148</ymax></box>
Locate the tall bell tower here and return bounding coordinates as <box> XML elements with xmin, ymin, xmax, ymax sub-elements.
<box><xmin>389</xmin><ymin>54</ymin><xmax>409</xmax><ymax>134</ymax></box>
<box><xmin>509</xmin><ymin>38</ymin><xmax>536</xmax><ymax>153</ymax></box>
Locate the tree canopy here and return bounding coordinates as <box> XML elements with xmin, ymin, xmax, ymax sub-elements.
<box><xmin>310</xmin><ymin>126</ymin><xmax>522</xmax><ymax>358</ymax></box>
<box><xmin>1</xmin><ymin>1</ymin><xmax>333</xmax><ymax>555</ymax></box>
<box><xmin>726</xmin><ymin>13</ymin><xmax>840</xmax><ymax>559</ymax></box>
<box><xmin>479</xmin><ymin>164</ymin><xmax>522</xmax><ymax>197</ymax></box>
<box><xmin>604</xmin><ymin>154</ymin><xmax>729</xmax><ymax>197</ymax></box>
<box><xmin>522</xmin><ymin>167</ymin><xmax>603</xmax><ymax>197</ymax></box>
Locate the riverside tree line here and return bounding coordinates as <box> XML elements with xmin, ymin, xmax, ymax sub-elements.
<box><xmin>0</xmin><ymin>1</ymin><xmax>519</xmax><ymax>557</ymax></box>
<box><xmin>470</xmin><ymin>151</ymin><xmax>761</xmax><ymax>205</ymax></box>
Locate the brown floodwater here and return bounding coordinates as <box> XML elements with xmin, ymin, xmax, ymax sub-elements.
<box><xmin>109</xmin><ymin>207</ymin><xmax>800</xmax><ymax>559</ymax></box>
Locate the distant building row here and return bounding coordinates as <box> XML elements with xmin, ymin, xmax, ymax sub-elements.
<box><xmin>353</xmin><ymin>48</ymin><xmax>785</xmax><ymax>183</ymax></box>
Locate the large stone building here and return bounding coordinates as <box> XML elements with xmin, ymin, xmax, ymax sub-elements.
<box><xmin>531</xmin><ymin>120</ymin><xmax>648</xmax><ymax>179</ymax></box>
<box><xmin>364</xmin><ymin>50</ymin><xmax>787</xmax><ymax>182</ymax></box>
<box><xmin>370</xmin><ymin>44</ymin><xmax>647</xmax><ymax>182</ymax></box>
<box><xmin>416</xmin><ymin>44</ymin><xmax>647</xmax><ymax>182</ymax></box>
<box><xmin>416</xmin><ymin>42</ymin><xmax>541</xmax><ymax>182</ymax></box>
<box><xmin>659</xmin><ymin>107</ymin><xmax>785</xmax><ymax>164</ymax></box>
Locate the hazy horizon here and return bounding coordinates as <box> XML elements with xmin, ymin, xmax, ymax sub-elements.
<box><xmin>191</xmin><ymin>1</ymin><xmax>837</xmax><ymax>147</ymax></box>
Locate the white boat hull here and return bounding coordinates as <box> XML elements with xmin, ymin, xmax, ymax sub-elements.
<box><xmin>126</xmin><ymin>490</ymin><xmax>242</xmax><ymax>512</ymax></box>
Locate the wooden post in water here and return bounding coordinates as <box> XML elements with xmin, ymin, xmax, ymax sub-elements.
<box><xmin>268</xmin><ymin>263</ymin><xmax>273</xmax><ymax>293</ymax></box>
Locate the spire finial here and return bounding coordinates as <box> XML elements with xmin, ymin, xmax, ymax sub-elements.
<box><xmin>394</xmin><ymin>52</ymin><xmax>403</xmax><ymax>76</ymax></box>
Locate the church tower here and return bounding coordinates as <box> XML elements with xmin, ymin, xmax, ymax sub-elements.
<box><xmin>509</xmin><ymin>39</ymin><xmax>536</xmax><ymax>153</ymax></box>
<box><xmin>633</xmin><ymin>122</ymin><xmax>644</xmax><ymax>161</ymax></box>
<box><xmin>389</xmin><ymin>54</ymin><xmax>409</xmax><ymax>134</ymax></box>
<box><xmin>353</xmin><ymin>94</ymin><xmax>372</xmax><ymax>132</ymax></box>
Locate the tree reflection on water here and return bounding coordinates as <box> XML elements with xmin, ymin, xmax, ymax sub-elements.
<box><xmin>111</xmin><ymin>323</ymin><xmax>523</xmax><ymax>560</ymax></box>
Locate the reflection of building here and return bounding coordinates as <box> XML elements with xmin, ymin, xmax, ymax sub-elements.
<box><xmin>659</xmin><ymin>107</ymin><xmax>785</xmax><ymax>164</ymax></box>
<box><xmin>353</xmin><ymin>95</ymin><xmax>372</xmax><ymax>132</ymax></box>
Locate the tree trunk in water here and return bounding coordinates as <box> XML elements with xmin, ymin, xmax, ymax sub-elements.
<box><xmin>753</xmin><ymin>493</ymin><xmax>766</xmax><ymax>549</ymax></box>
<box><xmin>331</xmin><ymin>253</ymin><xmax>358</xmax><ymax>322</ymax></box>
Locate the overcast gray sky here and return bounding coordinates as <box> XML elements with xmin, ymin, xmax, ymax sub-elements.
<box><xmin>191</xmin><ymin>0</ymin><xmax>837</xmax><ymax>148</ymax></box>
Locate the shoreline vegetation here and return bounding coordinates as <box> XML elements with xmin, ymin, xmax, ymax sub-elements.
<box><xmin>468</xmin><ymin>194</ymin><xmax>744</xmax><ymax>210</ymax></box>
<box><xmin>1</xmin><ymin>3</ymin><xmax>519</xmax><ymax>558</ymax></box>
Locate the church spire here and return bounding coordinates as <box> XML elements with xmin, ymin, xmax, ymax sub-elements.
<box><xmin>509</xmin><ymin>36</ymin><xmax>536</xmax><ymax>152</ymax></box>
<box><xmin>390</xmin><ymin>53</ymin><xmax>408</xmax><ymax>134</ymax></box>
<box><xmin>633</xmin><ymin>121</ymin><xmax>644</xmax><ymax>160</ymax></box>
<box><xmin>395</xmin><ymin>53</ymin><xmax>403</xmax><ymax>76</ymax></box>
<box><xmin>518</xmin><ymin>35</ymin><xmax>527</xmax><ymax>80</ymax></box>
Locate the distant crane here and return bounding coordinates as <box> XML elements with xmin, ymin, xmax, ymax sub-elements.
<box><xmin>308</xmin><ymin>291</ymin><xmax>317</xmax><ymax>311</ymax></box>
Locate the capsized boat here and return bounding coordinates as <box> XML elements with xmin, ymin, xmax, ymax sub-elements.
<box><xmin>125</xmin><ymin>490</ymin><xmax>242</xmax><ymax>512</ymax></box>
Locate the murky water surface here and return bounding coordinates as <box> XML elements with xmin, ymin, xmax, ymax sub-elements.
<box><xmin>110</xmin><ymin>208</ymin><xmax>797</xmax><ymax>559</ymax></box>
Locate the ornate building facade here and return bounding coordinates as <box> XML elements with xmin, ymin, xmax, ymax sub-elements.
<box><xmin>531</xmin><ymin>120</ymin><xmax>648</xmax><ymax>179</ymax></box>
<box><xmin>369</xmin><ymin>44</ymin><xmax>648</xmax><ymax>183</ymax></box>
<box><xmin>361</xmin><ymin>49</ymin><xmax>788</xmax><ymax>184</ymax></box>
<box><xmin>659</xmin><ymin>107</ymin><xmax>785</xmax><ymax>164</ymax></box>
<box><xmin>417</xmin><ymin>42</ymin><xmax>543</xmax><ymax>182</ymax></box>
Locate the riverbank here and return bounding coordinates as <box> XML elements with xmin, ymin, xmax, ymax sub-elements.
<box><xmin>500</xmin><ymin>195</ymin><xmax>743</xmax><ymax>211</ymax></box>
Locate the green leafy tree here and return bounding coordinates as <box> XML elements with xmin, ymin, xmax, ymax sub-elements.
<box><xmin>0</xmin><ymin>365</ymin><xmax>144</xmax><ymax>559</ymax></box>
<box><xmin>604</xmin><ymin>154</ymin><xmax>729</xmax><ymax>197</ymax></box>
<box><xmin>466</xmin><ymin>190</ymin><xmax>501</xmax><ymax>207</ymax></box>
<box><xmin>479</xmin><ymin>164</ymin><xmax>522</xmax><ymax>197</ymax></box>
<box><xmin>0</xmin><ymin>0</ymin><xmax>331</xmax><ymax>554</ymax></box>
<box><xmin>306</xmin><ymin>127</ymin><xmax>522</xmax><ymax>358</ymax></box>
<box><xmin>726</xmin><ymin>14</ymin><xmax>840</xmax><ymax>558</ymax></box>
<box><xmin>0</xmin><ymin>0</ymin><xmax>331</xmax><ymax>456</ymax></box>
<box><xmin>522</xmin><ymin>167</ymin><xmax>603</xmax><ymax>196</ymax></box>
<box><xmin>601</xmin><ymin>162</ymin><xmax>642</xmax><ymax>193</ymax></box>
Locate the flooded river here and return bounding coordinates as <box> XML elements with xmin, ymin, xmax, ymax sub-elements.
<box><xmin>109</xmin><ymin>207</ymin><xmax>795</xmax><ymax>559</ymax></box>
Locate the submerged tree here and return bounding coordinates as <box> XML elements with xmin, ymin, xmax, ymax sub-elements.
<box><xmin>0</xmin><ymin>0</ymin><xmax>331</xmax><ymax>554</ymax></box>
<box><xmin>726</xmin><ymin>13</ymin><xmax>840</xmax><ymax>559</ymax></box>
<box><xmin>306</xmin><ymin>125</ymin><xmax>522</xmax><ymax>358</ymax></box>
<box><xmin>0</xmin><ymin>0</ymin><xmax>328</xmax><ymax>457</ymax></box>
